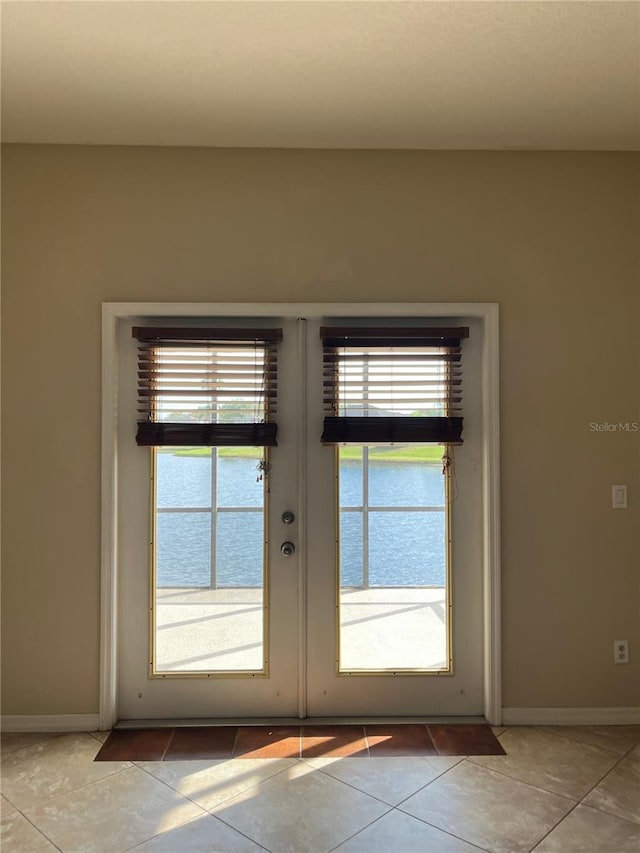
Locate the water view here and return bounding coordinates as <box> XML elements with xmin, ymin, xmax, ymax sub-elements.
<box><xmin>156</xmin><ymin>450</ymin><xmax>446</xmax><ymax>588</ymax></box>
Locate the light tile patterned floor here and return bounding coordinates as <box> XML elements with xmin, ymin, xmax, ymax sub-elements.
<box><xmin>1</xmin><ymin>726</ymin><xmax>639</xmax><ymax>853</ymax></box>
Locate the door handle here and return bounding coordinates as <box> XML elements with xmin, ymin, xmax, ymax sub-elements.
<box><xmin>281</xmin><ymin>541</ymin><xmax>295</xmax><ymax>557</ymax></box>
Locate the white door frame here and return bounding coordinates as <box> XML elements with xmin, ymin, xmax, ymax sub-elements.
<box><xmin>100</xmin><ymin>302</ymin><xmax>501</xmax><ymax>729</ymax></box>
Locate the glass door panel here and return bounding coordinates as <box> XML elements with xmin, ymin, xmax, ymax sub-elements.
<box><xmin>337</xmin><ymin>446</ymin><xmax>449</xmax><ymax>673</ymax></box>
<box><xmin>152</xmin><ymin>446</ymin><xmax>266</xmax><ymax>674</ymax></box>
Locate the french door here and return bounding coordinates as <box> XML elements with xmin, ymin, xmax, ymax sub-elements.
<box><xmin>115</xmin><ymin>313</ymin><xmax>486</xmax><ymax>721</ymax></box>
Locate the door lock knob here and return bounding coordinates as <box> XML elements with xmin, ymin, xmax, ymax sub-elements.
<box><xmin>281</xmin><ymin>511</ymin><xmax>295</xmax><ymax>525</ymax></box>
<box><xmin>281</xmin><ymin>541</ymin><xmax>295</xmax><ymax>557</ymax></box>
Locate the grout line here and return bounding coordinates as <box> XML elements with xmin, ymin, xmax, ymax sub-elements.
<box><xmin>325</xmin><ymin>806</ymin><xmax>396</xmax><ymax>853</ymax></box>
<box><xmin>132</xmin><ymin>761</ymin><xmax>223</xmax><ymax>810</ymax></box>
<box><xmin>423</xmin><ymin>723</ymin><xmax>438</xmax><ymax>755</ymax></box>
<box><xmin>461</xmin><ymin>757</ymin><xmax>579</xmax><ymax>804</ymax></box>
<box><xmin>578</xmin><ymin>748</ymin><xmax>630</xmax><ymax>799</ymax></box>
<box><xmin>0</xmin><ymin>791</ymin><xmax>21</xmax><ymax>812</ymax></box>
<box><xmin>307</xmin><ymin>752</ymin><xmax>466</xmax><ymax>810</ymax></box>
<box><xmin>296</xmin><ymin>762</ymin><xmax>402</xmax><ymax>811</ymax></box>
<box><xmin>88</xmin><ymin>731</ymin><xmax>109</xmax><ymax>744</ymax></box>
<box><xmin>298</xmin><ymin>762</ymin><xmax>396</xmax><ymax>807</ymax></box>
<box><xmin>120</xmin><ymin>807</ymin><xmax>272</xmax><ymax>853</ymax></box>
<box><xmin>393</xmin><ymin>756</ymin><xmax>465</xmax><ymax>808</ymax></box>
<box><xmin>531</xmin><ymin>796</ymin><xmax>640</xmax><ymax>853</ymax></box>
<box><xmin>535</xmin><ymin>726</ymin><xmax>640</xmax><ymax>757</ymax></box>
<box><xmin>567</xmin><ymin>747</ymin><xmax>639</xmax><ymax>826</ymax></box>
<box><xmin>202</xmin><ymin>760</ymin><xmax>300</xmax><ymax>812</ymax></box>
<box><xmin>0</xmin><ymin>732</ymin><xmax>63</xmax><ymax>758</ymax></box>
<box><xmin>472</xmin><ymin>728</ymin><xmax>638</xmax><ymax>805</ymax></box>
<box><xmin>393</xmin><ymin>809</ymin><xmax>492</xmax><ymax>853</ymax></box>
<box><xmin>528</xmin><ymin>798</ymin><xmax>587</xmax><ymax>852</ymax></box>
<box><xmin>136</xmin><ymin>752</ymin><xmax>297</xmax><ymax>813</ymax></box>
<box><xmin>299</xmin><ymin>725</ymin><xmax>369</xmax><ymax>760</ymax></box>
<box><xmin>390</xmin><ymin>756</ymin><xmax>576</xmax><ymax>853</ymax></box>
<box><xmin>160</xmin><ymin>728</ymin><xmax>176</xmax><ymax>761</ymax></box>
<box><xmin>568</xmin><ymin>801</ymin><xmax>640</xmax><ymax>828</ymax></box>
<box><xmin>18</xmin><ymin>764</ymin><xmax>134</xmax><ymax>813</ymax></box>
<box><xmin>230</xmin><ymin>726</ymin><xmax>240</xmax><ymax>757</ymax></box>
<box><xmin>12</xmin><ymin>810</ymin><xmax>65</xmax><ymax>853</ymax></box>
<box><xmin>206</xmin><ymin>808</ymin><xmax>275</xmax><ymax>852</ymax></box>
<box><xmin>119</xmin><ymin>805</ymin><xmax>207</xmax><ymax>853</ymax></box>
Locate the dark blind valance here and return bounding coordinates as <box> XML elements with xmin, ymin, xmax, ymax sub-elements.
<box><xmin>133</xmin><ymin>327</ymin><xmax>282</xmax><ymax>447</ymax></box>
<box><xmin>320</xmin><ymin>326</ymin><xmax>469</xmax><ymax>446</ymax></box>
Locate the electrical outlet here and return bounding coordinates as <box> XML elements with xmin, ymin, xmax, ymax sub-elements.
<box><xmin>614</xmin><ymin>640</ymin><xmax>629</xmax><ymax>664</ymax></box>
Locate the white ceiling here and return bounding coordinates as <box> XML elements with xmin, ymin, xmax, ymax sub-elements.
<box><xmin>2</xmin><ymin>0</ymin><xmax>639</xmax><ymax>150</ymax></box>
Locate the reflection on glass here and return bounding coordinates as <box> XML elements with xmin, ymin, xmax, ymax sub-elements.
<box><xmin>153</xmin><ymin>447</ymin><xmax>265</xmax><ymax>674</ymax></box>
<box><xmin>368</xmin><ymin>450</ymin><xmax>444</xmax><ymax>507</ymax></box>
<box><xmin>339</xmin><ymin>512</ymin><xmax>363</xmax><ymax>586</ymax></box>
<box><xmin>156</xmin><ymin>512</ymin><xmax>211</xmax><ymax>587</ymax></box>
<box><xmin>216</xmin><ymin>512</ymin><xmax>263</xmax><ymax>586</ymax></box>
<box><xmin>218</xmin><ymin>452</ymin><xmax>264</xmax><ymax>507</ymax></box>
<box><xmin>339</xmin><ymin>448</ymin><xmax>363</xmax><ymax>506</ymax></box>
<box><xmin>369</xmin><ymin>512</ymin><xmax>445</xmax><ymax>586</ymax></box>
<box><xmin>338</xmin><ymin>445</ymin><xmax>448</xmax><ymax>672</ymax></box>
<box><xmin>156</xmin><ymin>450</ymin><xmax>211</xmax><ymax>508</ymax></box>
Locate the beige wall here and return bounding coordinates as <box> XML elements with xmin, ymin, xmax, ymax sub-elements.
<box><xmin>2</xmin><ymin>144</ymin><xmax>638</xmax><ymax>715</ymax></box>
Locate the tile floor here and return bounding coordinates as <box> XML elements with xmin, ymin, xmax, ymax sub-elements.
<box><xmin>93</xmin><ymin>724</ymin><xmax>505</xmax><ymax>762</ymax></box>
<box><xmin>1</xmin><ymin>725</ymin><xmax>639</xmax><ymax>852</ymax></box>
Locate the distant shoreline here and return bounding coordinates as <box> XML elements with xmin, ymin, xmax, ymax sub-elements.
<box><xmin>159</xmin><ymin>446</ymin><xmax>444</xmax><ymax>463</ymax></box>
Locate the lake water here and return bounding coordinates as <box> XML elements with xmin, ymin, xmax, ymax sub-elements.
<box><xmin>156</xmin><ymin>452</ymin><xmax>446</xmax><ymax>588</ymax></box>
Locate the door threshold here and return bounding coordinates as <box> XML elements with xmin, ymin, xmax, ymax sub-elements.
<box><xmin>114</xmin><ymin>715</ymin><xmax>487</xmax><ymax>729</ymax></box>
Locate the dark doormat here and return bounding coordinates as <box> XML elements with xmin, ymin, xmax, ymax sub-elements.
<box><xmin>95</xmin><ymin>723</ymin><xmax>505</xmax><ymax>761</ymax></box>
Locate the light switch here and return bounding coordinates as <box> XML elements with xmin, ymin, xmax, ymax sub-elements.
<box><xmin>612</xmin><ymin>485</ymin><xmax>627</xmax><ymax>509</ymax></box>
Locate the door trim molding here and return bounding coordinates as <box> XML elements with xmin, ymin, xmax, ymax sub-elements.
<box><xmin>296</xmin><ymin>319</ymin><xmax>309</xmax><ymax>719</ymax></box>
<box><xmin>101</xmin><ymin>302</ymin><xmax>501</xmax><ymax>729</ymax></box>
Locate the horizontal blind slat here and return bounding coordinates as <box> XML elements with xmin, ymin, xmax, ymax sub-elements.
<box><xmin>133</xmin><ymin>328</ymin><xmax>280</xmax><ymax>447</ymax></box>
<box><xmin>320</xmin><ymin>326</ymin><xmax>469</xmax><ymax>340</ymax></box>
<box><xmin>136</xmin><ymin>422</ymin><xmax>278</xmax><ymax>447</ymax></box>
<box><xmin>133</xmin><ymin>327</ymin><xmax>283</xmax><ymax>342</ymax></box>
<box><xmin>320</xmin><ymin>328</ymin><xmax>467</xmax><ymax>445</ymax></box>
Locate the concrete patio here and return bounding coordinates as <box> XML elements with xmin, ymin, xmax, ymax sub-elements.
<box><xmin>154</xmin><ymin>586</ymin><xmax>447</xmax><ymax>673</ymax></box>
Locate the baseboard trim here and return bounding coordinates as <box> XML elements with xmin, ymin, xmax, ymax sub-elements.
<box><xmin>502</xmin><ymin>707</ymin><xmax>640</xmax><ymax>726</ymax></box>
<box><xmin>1</xmin><ymin>714</ymin><xmax>100</xmax><ymax>733</ymax></box>
<box><xmin>5</xmin><ymin>708</ymin><xmax>638</xmax><ymax>732</ymax></box>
